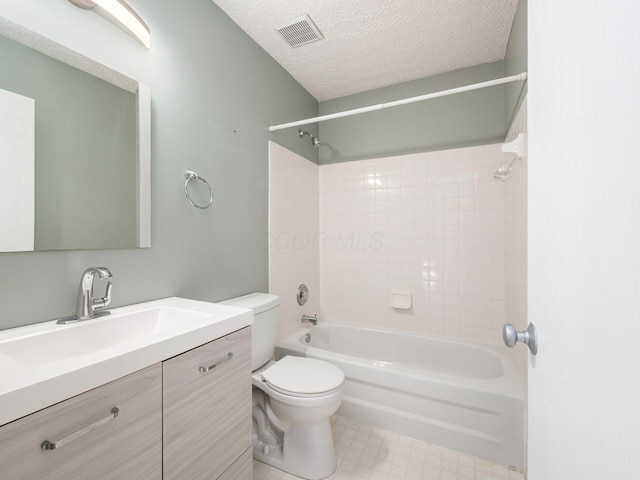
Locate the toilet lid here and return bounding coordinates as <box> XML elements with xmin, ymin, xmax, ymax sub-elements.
<box><xmin>261</xmin><ymin>356</ymin><xmax>344</xmax><ymax>396</ymax></box>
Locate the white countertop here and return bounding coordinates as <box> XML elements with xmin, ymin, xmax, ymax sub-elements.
<box><xmin>0</xmin><ymin>297</ymin><xmax>253</xmax><ymax>426</ymax></box>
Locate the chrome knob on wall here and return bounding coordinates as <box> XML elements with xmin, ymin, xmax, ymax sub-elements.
<box><xmin>503</xmin><ymin>322</ymin><xmax>538</xmax><ymax>355</ymax></box>
<box><xmin>297</xmin><ymin>284</ymin><xmax>309</xmax><ymax>306</ymax></box>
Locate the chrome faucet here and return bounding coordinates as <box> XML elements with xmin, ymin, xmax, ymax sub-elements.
<box><xmin>301</xmin><ymin>314</ymin><xmax>318</xmax><ymax>326</ymax></box>
<box><xmin>57</xmin><ymin>267</ymin><xmax>113</xmax><ymax>324</ymax></box>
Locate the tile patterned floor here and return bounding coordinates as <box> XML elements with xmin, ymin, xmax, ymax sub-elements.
<box><xmin>253</xmin><ymin>415</ymin><xmax>524</xmax><ymax>480</ymax></box>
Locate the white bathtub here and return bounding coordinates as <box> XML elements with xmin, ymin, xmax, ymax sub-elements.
<box><xmin>276</xmin><ymin>324</ymin><xmax>524</xmax><ymax>470</ymax></box>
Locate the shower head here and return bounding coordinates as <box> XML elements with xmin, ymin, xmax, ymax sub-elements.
<box><xmin>298</xmin><ymin>129</ymin><xmax>320</xmax><ymax>148</ymax></box>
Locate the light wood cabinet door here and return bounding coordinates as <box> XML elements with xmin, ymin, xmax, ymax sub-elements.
<box><xmin>163</xmin><ymin>326</ymin><xmax>252</xmax><ymax>480</ymax></box>
<box><xmin>0</xmin><ymin>364</ymin><xmax>162</xmax><ymax>480</ymax></box>
<box><xmin>218</xmin><ymin>447</ymin><xmax>253</xmax><ymax>480</ymax></box>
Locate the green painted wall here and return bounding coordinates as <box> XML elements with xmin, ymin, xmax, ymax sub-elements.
<box><xmin>318</xmin><ymin>61</ymin><xmax>506</xmax><ymax>164</ymax></box>
<box><xmin>0</xmin><ymin>0</ymin><xmax>318</xmax><ymax>330</ymax></box>
<box><xmin>317</xmin><ymin>0</ymin><xmax>528</xmax><ymax>164</ymax></box>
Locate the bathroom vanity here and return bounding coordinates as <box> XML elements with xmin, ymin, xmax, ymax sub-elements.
<box><xmin>0</xmin><ymin>298</ymin><xmax>253</xmax><ymax>480</ymax></box>
<box><xmin>163</xmin><ymin>327</ymin><xmax>252</xmax><ymax>479</ymax></box>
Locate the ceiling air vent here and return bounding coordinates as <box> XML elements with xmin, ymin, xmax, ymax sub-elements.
<box><xmin>276</xmin><ymin>14</ymin><xmax>324</xmax><ymax>48</ymax></box>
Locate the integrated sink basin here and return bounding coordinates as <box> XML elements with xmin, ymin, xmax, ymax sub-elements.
<box><xmin>0</xmin><ymin>306</ymin><xmax>211</xmax><ymax>370</ymax></box>
<box><xmin>0</xmin><ymin>297</ymin><xmax>253</xmax><ymax>426</ymax></box>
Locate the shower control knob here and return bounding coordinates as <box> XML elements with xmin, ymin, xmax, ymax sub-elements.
<box><xmin>297</xmin><ymin>284</ymin><xmax>309</xmax><ymax>306</ymax></box>
<box><xmin>502</xmin><ymin>322</ymin><xmax>538</xmax><ymax>355</ymax></box>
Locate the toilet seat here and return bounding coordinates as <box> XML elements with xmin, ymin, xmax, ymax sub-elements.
<box><xmin>260</xmin><ymin>356</ymin><xmax>344</xmax><ymax>398</ymax></box>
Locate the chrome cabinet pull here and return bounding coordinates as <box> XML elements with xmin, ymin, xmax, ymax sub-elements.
<box><xmin>41</xmin><ymin>407</ymin><xmax>119</xmax><ymax>451</ymax></box>
<box><xmin>199</xmin><ymin>352</ymin><xmax>233</xmax><ymax>373</ymax></box>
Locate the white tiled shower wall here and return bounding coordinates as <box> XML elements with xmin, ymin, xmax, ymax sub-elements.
<box><xmin>319</xmin><ymin>145</ymin><xmax>507</xmax><ymax>345</ymax></box>
<box><xmin>268</xmin><ymin>141</ymin><xmax>320</xmax><ymax>340</ymax></box>
<box><xmin>269</xmin><ymin>134</ymin><xmax>526</xmax><ymax>349</ymax></box>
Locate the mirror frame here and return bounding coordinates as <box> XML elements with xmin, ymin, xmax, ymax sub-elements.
<box><xmin>0</xmin><ymin>16</ymin><xmax>151</xmax><ymax>248</ymax></box>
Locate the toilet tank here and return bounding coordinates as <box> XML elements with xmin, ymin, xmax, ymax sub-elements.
<box><xmin>220</xmin><ymin>293</ymin><xmax>280</xmax><ymax>371</ymax></box>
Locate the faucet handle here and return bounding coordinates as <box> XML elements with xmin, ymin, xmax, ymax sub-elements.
<box><xmin>94</xmin><ymin>267</ymin><xmax>112</xmax><ymax>279</ymax></box>
<box><xmin>83</xmin><ymin>266</ymin><xmax>112</xmax><ymax>279</ymax></box>
<box><xmin>93</xmin><ymin>280</ymin><xmax>112</xmax><ymax>310</ymax></box>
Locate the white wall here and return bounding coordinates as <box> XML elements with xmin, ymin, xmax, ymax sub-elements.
<box><xmin>504</xmin><ymin>98</ymin><xmax>528</xmax><ymax>389</ymax></box>
<box><xmin>268</xmin><ymin>141</ymin><xmax>320</xmax><ymax>340</ymax></box>
<box><xmin>0</xmin><ymin>88</ymin><xmax>33</xmax><ymax>252</ymax></box>
<box><xmin>528</xmin><ymin>1</ymin><xmax>640</xmax><ymax>478</ymax></box>
<box><xmin>319</xmin><ymin>145</ymin><xmax>507</xmax><ymax>345</ymax></box>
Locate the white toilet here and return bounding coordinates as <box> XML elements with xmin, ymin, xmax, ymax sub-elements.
<box><xmin>222</xmin><ymin>293</ymin><xmax>344</xmax><ymax>480</ymax></box>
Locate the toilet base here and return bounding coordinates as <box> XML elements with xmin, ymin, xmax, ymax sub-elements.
<box><xmin>252</xmin><ymin>419</ymin><xmax>337</xmax><ymax>480</ymax></box>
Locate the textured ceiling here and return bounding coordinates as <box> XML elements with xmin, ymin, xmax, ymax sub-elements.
<box><xmin>211</xmin><ymin>0</ymin><xmax>519</xmax><ymax>101</ymax></box>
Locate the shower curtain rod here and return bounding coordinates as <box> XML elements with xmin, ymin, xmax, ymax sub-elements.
<box><xmin>269</xmin><ymin>72</ymin><xmax>528</xmax><ymax>132</ymax></box>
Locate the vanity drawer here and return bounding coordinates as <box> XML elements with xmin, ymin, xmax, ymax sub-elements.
<box><xmin>0</xmin><ymin>363</ymin><xmax>162</xmax><ymax>480</ymax></box>
<box><xmin>163</xmin><ymin>326</ymin><xmax>252</xmax><ymax>480</ymax></box>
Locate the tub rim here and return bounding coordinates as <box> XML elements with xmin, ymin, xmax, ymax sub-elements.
<box><xmin>276</xmin><ymin>323</ymin><xmax>524</xmax><ymax>401</ymax></box>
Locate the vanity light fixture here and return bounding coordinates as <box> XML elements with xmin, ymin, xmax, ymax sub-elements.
<box><xmin>68</xmin><ymin>0</ymin><xmax>150</xmax><ymax>48</ymax></box>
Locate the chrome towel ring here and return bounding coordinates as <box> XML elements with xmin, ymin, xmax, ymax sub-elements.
<box><xmin>184</xmin><ymin>169</ymin><xmax>213</xmax><ymax>209</ymax></box>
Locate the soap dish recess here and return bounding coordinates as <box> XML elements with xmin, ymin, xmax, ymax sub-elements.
<box><xmin>389</xmin><ymin>291</ymin><xmax>412</xmax><ymax>309</ymax></box>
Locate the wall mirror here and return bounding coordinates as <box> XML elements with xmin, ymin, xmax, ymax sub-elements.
<box><xmin>0</xmin><ymin>17</ymin><xmax>150</xmax><ymax>252</ymax></box>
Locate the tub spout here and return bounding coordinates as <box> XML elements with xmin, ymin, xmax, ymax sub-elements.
<box><xmin>301</xmin><ymin>314</ymin><xmax>318</xmax><ymax>326</ymax></box>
